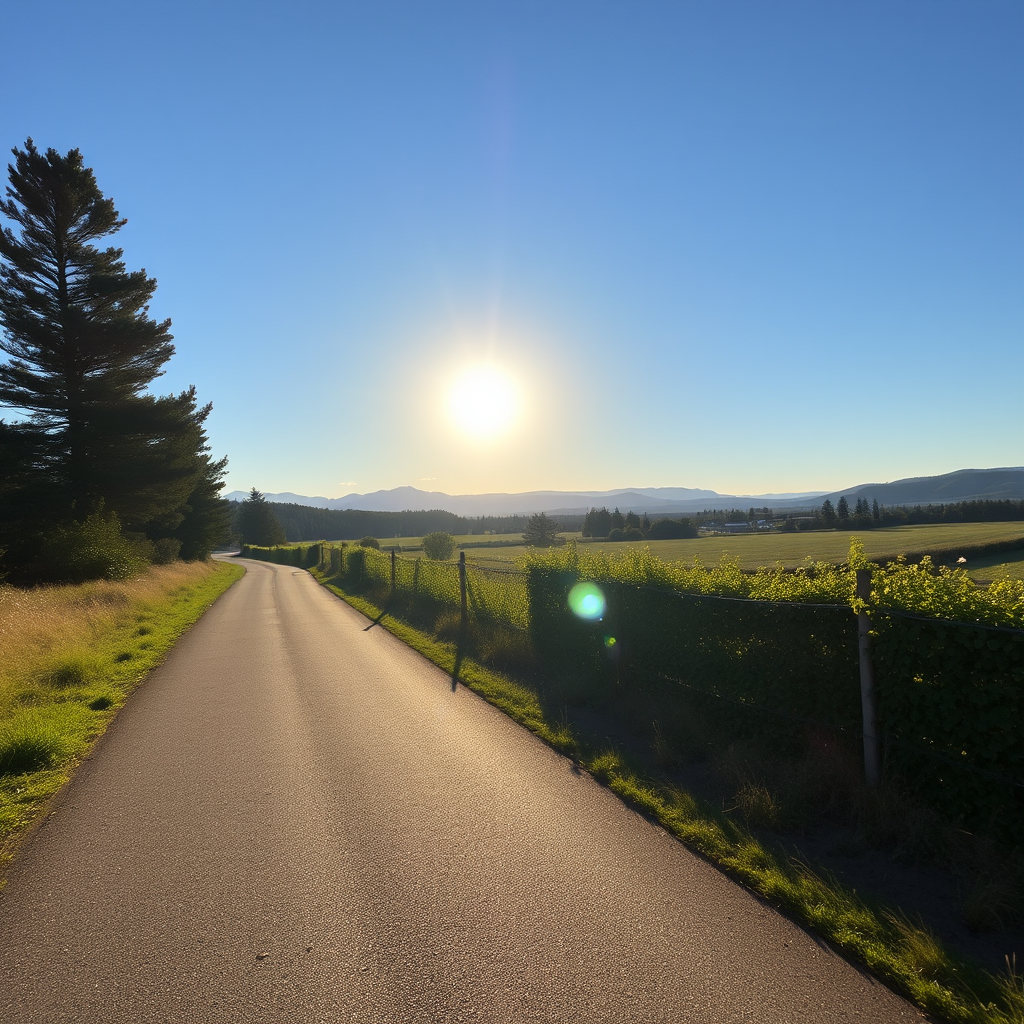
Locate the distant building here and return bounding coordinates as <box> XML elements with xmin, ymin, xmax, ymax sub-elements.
<box><xmin>723</xmin><ymin>522</ymin><xmax>752</xmax><ymax>533</ymax></box>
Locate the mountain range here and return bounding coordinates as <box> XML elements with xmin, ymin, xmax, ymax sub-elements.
<box><xmin>224</xmin><ymin>467</ymin><xmax>1024</xmax><ymax>517</ymax></box>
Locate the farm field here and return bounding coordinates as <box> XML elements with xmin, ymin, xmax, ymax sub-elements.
<box><xmin>360</xmin><ymin>533</ymin><xmax>525</xmax><ymax>551</ymax></box>
<box><xmin>461</xmin><ymin>521</ymin><xmax>1024</xmax><ymax>570</ymax></box>
<box><xmin>965</xmin><ymin>548</ymin><xmax>1024</xmax><ymax>583</ymax></box>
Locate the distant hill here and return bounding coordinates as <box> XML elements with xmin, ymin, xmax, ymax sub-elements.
<box><xmin>819</xmin><ymin>467</ymin><xmax>1024</xmax><ymax>507</ymax></box>
<box><xmin>223</xmin><ymin>484</ymin><xmax>824</xmax><ymax>516</ymax></box>
<box><xmin>223</xmin><ymin>467</ymin><xmax>1024</xmax><ymax>517</ymax></box>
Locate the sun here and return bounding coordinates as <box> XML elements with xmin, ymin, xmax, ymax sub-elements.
<box><xmin>446</xmin><ymin>365</ymin><xmax>520</xmax><ymax>441</ymax></box>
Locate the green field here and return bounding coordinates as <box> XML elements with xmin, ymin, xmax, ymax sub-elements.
<box><xmin>355</xmin><ymin>532</ymin><xmax>525</xmax><ymax>552</ymax></box>
<box><xmin>460</xmin><ymin>522</ymin><xmax>1024</xmax><ymax>570</ymax></box>
<box><xmin>965</xmin><ymin>548</ymin><xmax>1024</xmax><ymax>583</ymax></box>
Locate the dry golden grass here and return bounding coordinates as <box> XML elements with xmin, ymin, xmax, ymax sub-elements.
<box><xmin>0</xmin><ymin>561</ymin><xmax>220</xmax><ymax>712</ymax></box>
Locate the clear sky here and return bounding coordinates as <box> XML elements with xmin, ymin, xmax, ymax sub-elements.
<box><xmin>2</xmin><ymin>0</ymin><xmax>1021</xmax><ymax>499</ymax></box>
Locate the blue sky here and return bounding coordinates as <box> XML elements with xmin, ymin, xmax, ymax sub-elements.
<box><xmin>2</xmin><ymin>0</ymin><xmax>1021</xmax><ymax>498</ymax></box>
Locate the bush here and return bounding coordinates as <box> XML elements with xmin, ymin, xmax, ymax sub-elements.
<box><xmin>422</xmin><ymin>532</ymin><xmax>456</xmax><ymax>560</ymax></box>
<box><xmin>607</xmin><ymin>527</ymin><xmax>626</xmax><ymax>541</ymax></box>
<box><xmin>152</xmin><ymin>537</ymin><xmax>182</xmax><ymax>564</ymax></box>
<box><xmin>35</xmin><ymin>512</ymin><xmax>149</xmax><ymax>583</ymax></box>
<box><xmin>647</xmin><ymin>517</ymin><xmax>699</xmax><ymax>540</ymax></box>
<box><xmin>359</xmin><ymin>536</ymin><xmax>380</xmax><ymax>549</ymax></box>
<box><xmin>344</xmin><ymin>545</ymin><xmax>366</xmax><ymax>583</ymax></box>
<box><xmin>624</xmin><ymin>526</ymin><xmax>644</xmax><ymax>541</ymax></box>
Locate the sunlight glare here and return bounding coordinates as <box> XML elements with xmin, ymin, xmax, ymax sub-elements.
<box><xmin>447</xmin><ymin>366</ymin><xmax>521</xmax><ymax>440</ymax></box>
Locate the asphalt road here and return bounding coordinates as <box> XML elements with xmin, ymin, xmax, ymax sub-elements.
<box><xmin>0</xmin><ymin>557</ymin><xmax>923</xmax><ymax>1023</ymax></box>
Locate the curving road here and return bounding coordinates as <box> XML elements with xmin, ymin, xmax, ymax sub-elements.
<box><xmin>0</xmin><ymin>557</ymin><xmax>922</xmax><ymax>1023</ymax></box>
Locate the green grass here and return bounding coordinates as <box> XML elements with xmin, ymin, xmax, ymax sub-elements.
<box><xmin>0</xmin><ymin>560</ymin><xmax>243</xmax><ymax>876</ymax></box>
<box><xmin>310</xmin><ymin>563</ymin><xmax>1024</xmax><ymax>1024</ymax></box>
<box><xmin>467</xmin><ymin>521</ymin><xmax>1024</xmax><ymax>569</ymax></box>
<box><xmin>966</xmin><ymin>548</ymin><xmax>1024</xmax><ymax>583</ymax></box>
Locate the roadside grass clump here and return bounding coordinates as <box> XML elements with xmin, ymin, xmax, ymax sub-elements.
<box><xmin>310</xmin><ymin>562</ymin><xmax>1024</xmax><ymax>1024</ymax></box>
<box><xmin>0</xmin><ymin>705</ymin><xmax>91</xmax><ymax>775</ymax></box>
<box><xmin>0</xmin><ymin>560</ymin><xmax>243</xmax><ymax>874</ymax></box>
<box><xmin>37</xmin><ymin>649</ymin><xmax>105</xmax><ymax>689</ymax></box>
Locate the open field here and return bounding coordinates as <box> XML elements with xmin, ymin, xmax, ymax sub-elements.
<box><xmin>966</xmin><ymin>548</ymin><xmax>1024</xmax><ymax>583</ymax></box>
<box><xmin>359</xmin><ymin>532</ymin><xmax>526</xmax><ymax>551</ymax></box>
<box><xmin>462</xmin><ymin>522</ymin><xmax>1024</xmax><ymax>569</ymax></box>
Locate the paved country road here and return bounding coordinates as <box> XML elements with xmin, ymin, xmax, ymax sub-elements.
<box><xmin>0</xmin><ymin>558</ymin><xmax>923</xmax><ymax>1023</ymax></box>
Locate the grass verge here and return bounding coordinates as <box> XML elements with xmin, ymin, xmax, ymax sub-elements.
<box><xmin>0</xmin><ymin>560</ymin><xmax>244</xmax><ymax>878</ymax></box>
<box><xmin>313</xmin><ymin>567</ymin><xmax>1023</xmax><ymax>1024</ymax></box>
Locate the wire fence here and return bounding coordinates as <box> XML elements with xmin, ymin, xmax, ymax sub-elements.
<box><xmin>241</xmin><ymin>540</ymin><xmax>1024</xmax><ymax>837</ymax></box>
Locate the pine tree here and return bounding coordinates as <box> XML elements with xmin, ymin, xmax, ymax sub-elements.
<box><xmin>591</xmin><ymin>507</ymin><xmax>612</xmax><ymax>538</ymax></box>
<box><xmin>236</xmin><ymin>489</ymin><xmax>286</xmax><ymax>547</ymax></box>
<box><xmin>0</xmin><ymin>140</ymin><xmax>226</xmax><ymax>573</ymax></box>
<box><xmin>522</xmin><ymin>512</ymin><xmax>560</xmax><ymax>547</ymax></box>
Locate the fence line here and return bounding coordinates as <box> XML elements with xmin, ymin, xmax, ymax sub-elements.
<box><xmin>239</xmin><ymin>542</ymin><xmax>1024</xmax><ymax>834</ymax></box>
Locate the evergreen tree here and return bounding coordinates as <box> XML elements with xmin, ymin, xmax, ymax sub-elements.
<box><xmin>582</xmin><ymin>507</ymin><xmax>595</xmax><ymax>537</ymax></box>
<box><xmin>172</xmin><ymin>451</ymin><xmax>232</xmax><ymax>559</ymax></box>
<box><xmin>237</xmin><ymin>488</ymin><xmax>286</xmax><ymax>546</ymax></box>
<box><xmin>837</xmin><ymin>496</ymin><xmax>850</xmax><ymax>520</ymax></box>
<box><xmin>591</xmin><ymin>507</ymin><xmax>612</xmax><ymax>538</ymax></box>
<box><xmin>872</xmin><ymin>498</ymin><xmax>880</xmax><ymax>521</ymax></box>
<box><xmin>0</xmin><ymin>141</ymin><xmax>226</xmax><ymax>573</ymax></box>
<box><xmin>820</xmin><ymin>499</ymin><xmax>836</xmax><ymax>526</ymax></box>
<box><xmin>610</xmin><ymin>507</ymin><xmax>625</xmax><ymax>531</ymax></box>
<box><xmin>522</xmin><ymin>512</ymin><xmax>560</xmax><ymax>547</ymax></box>
<box><xmin>641</xmin><ymin>512</ymin><xmax>651</xmax><ymax>535</ymax></box>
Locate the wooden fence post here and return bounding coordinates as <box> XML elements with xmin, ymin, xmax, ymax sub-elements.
<box><xmin>459</xmin><ymin>550</ymin><xmax>468</xmax><ymax>627</ymax></box>
<box><xmin>856</xmin><ymin>568</ymin><xmax>881</xmax><ymax>787</ymax></box>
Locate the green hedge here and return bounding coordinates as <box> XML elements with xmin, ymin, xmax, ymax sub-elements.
<box><xmin>525</xmin><ymin>564</ymin><xmax>860</xmax><ymax>753</ymax></box>
<box><xmin>873</xmin><ymin>612</ymin><xmax>1024</xmax><ymax>839</ymax></box>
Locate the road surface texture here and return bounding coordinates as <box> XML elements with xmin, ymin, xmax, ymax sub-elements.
<box><xmin>0</xmin><ymin>557</ymin><xmax>923</xmax><ymax>1023</ymax></box>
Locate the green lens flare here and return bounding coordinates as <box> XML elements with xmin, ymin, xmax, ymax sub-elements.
<box><xmin>568</xmin><ymin>582</ymin><xmax>606</xmax><ymax>621</ymax></box>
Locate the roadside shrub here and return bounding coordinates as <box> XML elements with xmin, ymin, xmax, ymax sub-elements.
<box><xmin>152</xmin><ymin>537</ymin><xmax>182</xmax><ymax>564</ymax></box>
<box><xmin>422</xmin><ymin>532</ymin><xmax>456</xmax><ymax>561</ymax></box>
<box><xmin>607</xmin><ymin>527</ymin><xmax>625</xmax><ymax>542</ymax></box>
<box><xmin>359</xmin><ymin>536</ymin><xmax>380</xmax><ymax>549</ymax></box>
<box><xmin>35</xmin><ymin>512</ymin><xmax>149</xmax><ymax>583</ymax></box>
<box><xmin>344</xmin><ymin>546</ymin><xmax>366</xmax><ymax>583</ymax></box>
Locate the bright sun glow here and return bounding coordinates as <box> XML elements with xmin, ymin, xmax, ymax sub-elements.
<box><xmin>447</xmin><ymin>366</ymin><xmax>521</xmax><ymax>440</ymax></box>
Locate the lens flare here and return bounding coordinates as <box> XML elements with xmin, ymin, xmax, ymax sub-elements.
<box><xmin>568</xmin><ymin>582</ymin><xmax>606</xmax><ymax>621</ymax></box>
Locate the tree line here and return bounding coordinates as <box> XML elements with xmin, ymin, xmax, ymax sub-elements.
<box><xmin>234</xmin><ymin>500</ymin><xmax>586</xmax><ymax>545</ymax></box>
<box><xmin>581</xmin><ymin>507</ymin><xmax>700</xmax><ymax>540</ymax></box>
<box><xmin>782</xmin><ymin>497</ymin><xmax>1024</xmax><ymax>532</ymax></box>
<box><xmin>0</xmin><ymin>141</ymin><xmax>230</xmax><ymax>582</ymax></box>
